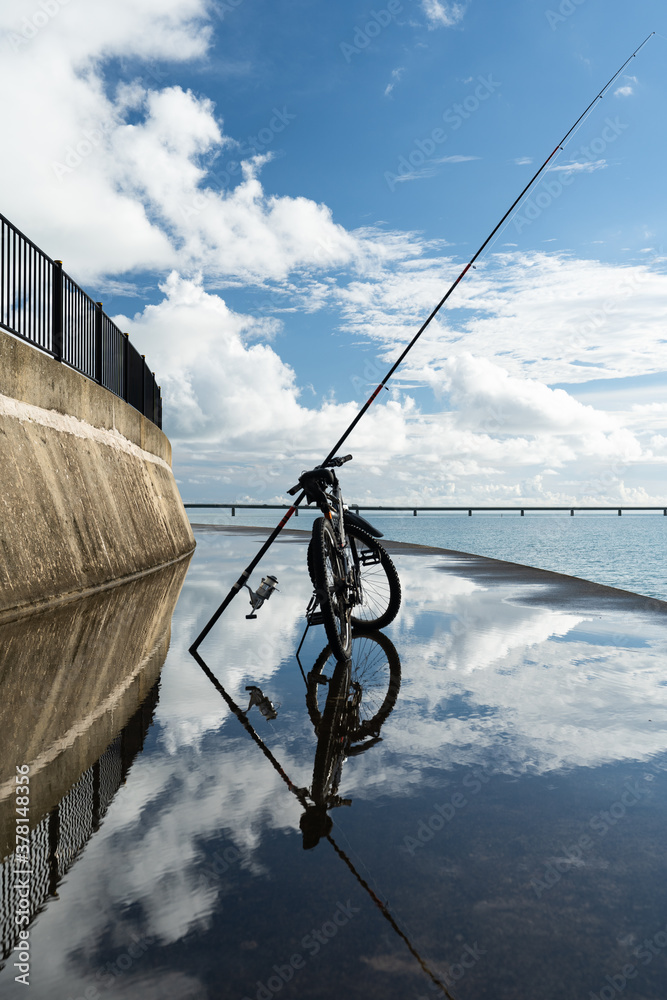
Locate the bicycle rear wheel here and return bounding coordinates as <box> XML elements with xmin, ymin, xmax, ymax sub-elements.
<box><xmin>345</xmin><ymin>522</ymin><xmax>401</xmax><ymax>630</ymax></box>
<box><xmin>311</xmin><ymin>516</ymin><xmax>352</xmax><ymax>660</ymax></box>
<box><xmin>307</xmin><ymin>629</ymin><xmax>401</xmax><ymax>737</ymax></box>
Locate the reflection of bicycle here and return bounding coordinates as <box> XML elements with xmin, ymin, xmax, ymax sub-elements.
<box><xmin>300</xmin><ymin>630</ymin><xmax>401</xmax><ymax>849</ymax></box>
<box><xmin>192</xmin><ymin>641</ymin><xmax>457</xmax><ymax>999</ymax></box>
<box><xmin>288</xmin><ymin>455</ymin><xmax>401</xmax><ymax>661</ymax></box>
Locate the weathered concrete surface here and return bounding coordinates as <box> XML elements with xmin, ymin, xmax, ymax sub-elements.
<box><xmin>0</xmin><ymin>554</ymin><xmax>191</xmax><ymax>860</ymax></box>
<box><xmin>0</xmin><ymin>328</ymin><xmax>195</xmax><ymax>618</ymax></box>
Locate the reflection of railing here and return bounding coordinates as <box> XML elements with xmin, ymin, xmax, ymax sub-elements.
<box><xmin>0</xmin><ymin>682</ymin><xmax>159</xmax><ymax>968</ymax></box>
<box><xmin>0</xmin><ymin>211</ymin><xmax>162</xmax><ymax>428</ymax></box>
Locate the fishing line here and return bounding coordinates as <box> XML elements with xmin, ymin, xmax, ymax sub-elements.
<box><xmin>190</xmin><ymin>32</ymin><xmax>654</xmax><ymax>651</ymax></box>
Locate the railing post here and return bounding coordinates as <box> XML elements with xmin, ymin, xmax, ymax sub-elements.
<box><xmin>52</xmin><ymin>260</ymin><xmax>63</xmax><ymax>361</ymax></box>
<box><xmin>95</xmin><ymin>302</ymin><xmax>103</xmax><ymax>385</ymax></box>
<box><xmin>123</xmin><ymin>333</ymin><xmax>129</xmax><ymax>402</ymax></box>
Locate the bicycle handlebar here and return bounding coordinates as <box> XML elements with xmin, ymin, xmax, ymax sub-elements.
<box><xmin>325</xmin><ymin>454</ymin><xmax>353</xmax><ymax>468</ymax></box>
<box><xmin>286</xmin><ymin>455</ymin><xmax>353</xmax><ymax>496</ymax></box>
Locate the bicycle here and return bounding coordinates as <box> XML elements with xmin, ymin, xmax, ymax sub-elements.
<box><xmin>288</xmin><ymin>454</ymin><xmax>401</xmax><ymax>661</ymax></box>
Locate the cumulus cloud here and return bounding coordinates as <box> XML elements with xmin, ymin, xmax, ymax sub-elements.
<box><xmin>3</xmin><ymin>0</ymin><xmax>666</xmax><ymax>506</ymax></box>
<box><xmin>115</xmin><ymin>273</ymin><xmax>657</xmax><ymax>505</ymax></box>
<box><xmin>0</xmin><ymin>0</ymin><xmax>385</xmax><ymax>284</ymax></box>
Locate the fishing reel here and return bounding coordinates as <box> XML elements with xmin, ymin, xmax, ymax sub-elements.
<box><xmin>244</xmin><ymin>575</ymin><xmax>279</xmax><ymax>618</ymax></box>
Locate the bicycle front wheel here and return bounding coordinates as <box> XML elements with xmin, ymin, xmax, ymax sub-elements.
<box><xmin>311</xmin><ymin>517</ymin><xmax>352</xmax><ymax>660</ymax></box>
<box><xmin>346</xmin><ymin>522</ymin><xmax>401</xmax><ymax>630</ymax></box>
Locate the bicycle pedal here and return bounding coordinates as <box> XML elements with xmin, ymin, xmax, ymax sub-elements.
<box><xmin>359</xmin><ymin>549</ymin><xmax>381</xmax><ymax>566</ymax></box>
<box><xmin>306</xmin><ymin>610</ymin><xmax>326</xmax><ymax>626</ymax></box>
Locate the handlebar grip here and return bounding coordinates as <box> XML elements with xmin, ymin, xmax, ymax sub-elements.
<box><xmin>286</xmin><ymin>483</ymin><xmax>301</xmax><ymax>496</ymax></box>
<box><xmin>329</xmin><ymin>454</ymin><xmax>353</xmax><ymax>467</ymax></box>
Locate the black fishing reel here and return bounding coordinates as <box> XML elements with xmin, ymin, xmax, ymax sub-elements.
<box><xmin>244</xmin><ymin>575</ymin><xmax>279</xmax><ymax>618</ymax></box>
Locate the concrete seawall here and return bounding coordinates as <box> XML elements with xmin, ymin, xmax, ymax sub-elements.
<box><xmin>0</xmin><ymin>328</ymin><xmax>195</xmax><ymax>619</ymax></box>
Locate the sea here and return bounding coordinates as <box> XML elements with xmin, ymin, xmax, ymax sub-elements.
<box><xmin>187</xmin><ymin>507</ymin><xmax>667</xmax><ymax>602</ymax></box>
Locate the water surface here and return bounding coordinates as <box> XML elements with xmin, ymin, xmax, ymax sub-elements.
<box><xmin>2</xmin><ymin>528</ymin><xmax>667</xmax><ymax>999</ymax></box>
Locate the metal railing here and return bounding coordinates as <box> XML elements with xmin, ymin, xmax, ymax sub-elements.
<box><xmin>0</xmin><ymin>212</ymin><xmax>162</xmax><ymax>428</ymax></box>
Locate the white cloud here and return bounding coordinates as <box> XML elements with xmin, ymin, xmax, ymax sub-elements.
<box><xmin>548</xmin><ymin>158</ymin><xmax>607</xmax><ymax>175</ymax></box>
<box><xmin>514</xmin><ymin>156</ymin><xmax>533</xmax><ymax>166</ymax></box>
<box><xmin>421</xmin><ymin>0</ymin><xmax>468</xmax><ymax>29</ymax></box>
<box><xmin>384</xmin><ymin>66</ymin><xmax>405</xmax><ymax>97</ymax></box>
<box><xmin>0</xmin><ymin>0</ymin><xmax>389</xmax><ymax>285</ymax></box>
<box><xmin>115</xmin><ymin>270</ymin><xmax>665</xmax><ymax>505</ymax></box>
<box><xmin>3</xmin><ymin>0</ymin><xmax>666</xmax><ymax>506</ymax></box>
<box><xmin>433</xmin><ymin>154</ymin><xmax>480</xmax><ymax>163</ymax></box>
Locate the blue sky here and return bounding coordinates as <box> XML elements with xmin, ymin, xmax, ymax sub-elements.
<box><xmin>2</xmin><ymin>0</ymin><xmax>667</xmax><ymax>504</ymax></box>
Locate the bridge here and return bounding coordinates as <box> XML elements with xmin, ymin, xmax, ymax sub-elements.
<box><xmin>185</xmin><ymin>504</ymin><xmax>667</xmax><ymax>517</ymax></box>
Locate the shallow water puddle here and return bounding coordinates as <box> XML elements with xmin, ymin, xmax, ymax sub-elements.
<box><xmin>2</xmin><ymin>528</ymin><xmax>667</xmax><ymax>999</ymax></box>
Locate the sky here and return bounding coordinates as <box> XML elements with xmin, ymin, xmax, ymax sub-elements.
<box><xmin>2</xmin><ymin>0</ymin><xmax>667</xmax><ymax>505</ymax></box>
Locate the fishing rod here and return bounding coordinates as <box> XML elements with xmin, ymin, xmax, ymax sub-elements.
<box><xmin>190</xmin><ymin>648</ymin><xmax>459</xmax><ymax>998</ymax></box>
<box><xmin>189</xmin><ymin>32</ymin><xmax>654</xmax><ymax>653</ymax></box>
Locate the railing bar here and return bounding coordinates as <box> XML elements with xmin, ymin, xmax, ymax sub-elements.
<box><xmin>11</xmin><ymin>228</ymin><xmax>16</xmax><ymax>331</ymax></box>
<box><xmin>0</xmin><ymin>211</ymin><xmax>58</xmax><ymax>261</ymax></box>
<box><xmin>0</xmin><ymin>212</ymin><xmax>160</xmax><ymax>424</ymax></box>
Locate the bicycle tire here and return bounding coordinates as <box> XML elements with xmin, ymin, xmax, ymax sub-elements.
<box><xmin>311</xmin><ymin>516</ymin><xmax>352</xmax><ymax>660</ymax></box>
<box><xmin>345</xmin><ymin>521</ymin><xmax>401</xmax><ymax>630</ymax></box>
<box><xmin>310</xmin><ymin>657</ymin><xmax>351</xmax><ymax>805</ymax></box>
<box><xmin>307</xmin><ymin>629</ymin><xmax>401</xmax><ymax>738</ymax></box>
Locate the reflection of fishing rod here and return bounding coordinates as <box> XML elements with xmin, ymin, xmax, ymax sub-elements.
<box><xmin>191</xmin><ymin>650</ymin><xmax>457</xmax><ymax>998</ymax></box>
<box><xmin>191</xmin><ymin>649</ymin><xmax>309</xmax><ymax>806</ymax></box>
<box><xmin>326</xmin><ymin>835</ymin><xmax>457</xmax><ymax>1000</ymax></box>
<box><xmin>189</xmin><ymin>32</ymin><xmax>654</xmax><ymax>652</ymax></box>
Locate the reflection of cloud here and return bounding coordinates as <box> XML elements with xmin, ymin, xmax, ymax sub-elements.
<box><xmin>25</xmin><ymin>534</ymin><xmax>667</xmax><ymax>995</ymax></box>
<box><xmin>158</xmin><ymin>530</ymin><xmax>313</xmax><ymax>752</ymax></box>
<box><xmin>384</xmin><ymin>553</ymin><xmax>667</xmax><ymax>773</ymax></box>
